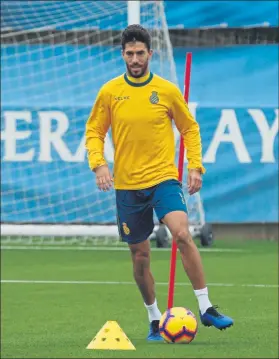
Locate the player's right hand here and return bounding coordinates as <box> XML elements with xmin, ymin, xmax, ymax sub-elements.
<box><xmin>94</xmin><ymin>165</ymin><xmax>114</xmax><ymax>191</ymax></box>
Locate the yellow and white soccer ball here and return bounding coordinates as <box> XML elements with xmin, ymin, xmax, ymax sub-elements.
<box><xmin>159</xmin><ymin>307</ymin><xmax>198</xmax><ymax>344</ymax></box>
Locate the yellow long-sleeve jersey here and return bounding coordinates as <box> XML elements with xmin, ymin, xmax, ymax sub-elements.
<box><xmin>85</xmin><ymin>71</ymin><xmax>205</xmax><ymax>190</ymax></box>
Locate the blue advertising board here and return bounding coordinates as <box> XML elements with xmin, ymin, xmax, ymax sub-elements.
<box><xmin>1</xmin><ymin>45</ymin><xmax>278</xmax><ymax>223</ymax></box>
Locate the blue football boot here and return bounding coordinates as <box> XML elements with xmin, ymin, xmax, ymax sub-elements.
<box><xmin>147</xmin><ymin>320</ymin><xmax>164</xmax><ymax>341</ymax></box>
<box><xmin>200</xmin><ymin>305</ymin><xmax>234</xmax><ymax>330</ymax></box>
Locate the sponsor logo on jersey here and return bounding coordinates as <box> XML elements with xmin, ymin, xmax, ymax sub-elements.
<box><xmin>114</xmin><ymin>96</ymin><xmax>130</xmax><ymax>101</ymax></box>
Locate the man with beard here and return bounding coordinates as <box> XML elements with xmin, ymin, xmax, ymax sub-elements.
<box><xmin>85</xmin><ymin>24</ymin><xmax>233</xmax><ymax>341</ymax></box>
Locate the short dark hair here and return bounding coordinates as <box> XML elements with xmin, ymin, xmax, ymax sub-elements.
<box><xmin>121</xmin><ymin>24</ymin><xmax>151</xmax><ymax>51</ymax></box>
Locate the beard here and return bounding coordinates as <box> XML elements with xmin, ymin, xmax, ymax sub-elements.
<box><xmin>126</xmin><ymin>61</ymin><xmax>149</xmax><ymax>78</ymax></box>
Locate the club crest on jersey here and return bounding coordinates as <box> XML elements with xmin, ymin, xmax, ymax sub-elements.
<box><xmin>149</xmin><ymin>91</ymin><xmax>159</xmax><ymax>104</ymax></box>
<box><xmin>122</xmin><ymin>222</ymin><xmax>130</xmax><ymax>235</ymax></box>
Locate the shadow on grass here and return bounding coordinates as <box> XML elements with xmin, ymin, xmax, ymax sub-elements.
<box><xmin>131</xmin><ymin>338</ymin><xmax>232</xmax><ymax>347</ymax></box>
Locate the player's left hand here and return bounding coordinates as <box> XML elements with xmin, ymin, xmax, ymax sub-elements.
<box><xmin>187</xmin><ymin>169</ymin><xmax>202</xmax><ymax>195</ymax></box>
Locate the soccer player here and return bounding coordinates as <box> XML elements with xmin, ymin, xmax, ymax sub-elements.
<box><xmin>85</xmin><ymin>25</ymin><xmax>233</xmax><ymax>341</ymax></box>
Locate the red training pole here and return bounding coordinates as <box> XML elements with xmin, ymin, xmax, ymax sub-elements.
<box><xmin>167</xmin><ymin>52</ymin><xmax>192</xmax><ymax>309</ymax></box>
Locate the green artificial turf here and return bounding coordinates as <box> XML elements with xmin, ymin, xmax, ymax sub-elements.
<box><xmin>1</xmin><ymin>239</ymin><xmax>278</xmax><ymax>358</ymax></box>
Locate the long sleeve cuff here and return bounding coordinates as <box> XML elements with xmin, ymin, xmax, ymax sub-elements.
<box><xmin>187</xmin><ymin>162</ymin><xmax>206</xmax><ymax>174</ymax></box>
<box><xmin>88</xmin><ymin>153</ymin><xmax>107</xmax><ymax>171</ymax></box>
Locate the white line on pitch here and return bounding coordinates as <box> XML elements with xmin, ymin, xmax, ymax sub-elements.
<box><xmin>1</xmin><ymin>279</ymin><xmax>277</xmax><ymax>288</ymax></box>
<box><xmin>0</xmin><ymin>245</ymin><xmax>244</xmax><ymax>252</ymax></box>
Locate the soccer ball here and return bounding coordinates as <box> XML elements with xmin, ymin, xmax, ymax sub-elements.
<box><xmin>159</xmin><ymin>307</ymin><xmax>198</xmax><ymax>344</ymax></box>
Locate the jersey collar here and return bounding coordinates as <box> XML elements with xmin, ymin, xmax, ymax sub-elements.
<box><xmin>124</xmin><ymin>72</ymin><xmax>153</xmax><ymax>87</ymax></box>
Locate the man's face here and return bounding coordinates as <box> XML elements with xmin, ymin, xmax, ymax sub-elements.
<box><xmin>122</xmin><ymin>41</ymin><xmax>153</xmax><ymax>78</ymax></box>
